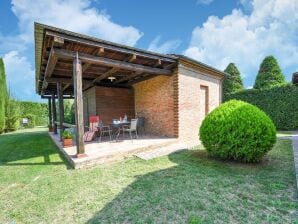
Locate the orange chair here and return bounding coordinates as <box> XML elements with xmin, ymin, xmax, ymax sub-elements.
<box><xmin>83</xmin><ymin>116</ymin><xmax>100</xmax><ymax>142</ymax></box>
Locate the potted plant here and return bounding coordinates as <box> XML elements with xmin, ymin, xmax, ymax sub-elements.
<box><xmin>62</xmin><ymin>130</ymin><xmax>73</xmax><ymax>148</ymax></box>
<box><xmin>48</xmin><ymin>124</ymin><xmax>54</xmax><ymax>132</ymax></box>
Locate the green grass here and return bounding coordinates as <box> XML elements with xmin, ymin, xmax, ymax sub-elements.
<box><xmin>0</xmin><ymin>128</ymin><xmax>297</xmax><ymax>223</ymax></box>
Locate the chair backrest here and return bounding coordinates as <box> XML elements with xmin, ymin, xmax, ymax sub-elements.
<box><xmin>89</xmin><ymin>116</ymin><xmax>99</xmax><ymax>132</ymax></box>
<box><xmin>137</xmin><ymin>117</ymin><xmax>145</xmax><ymax>127</ymax></box>
<box><xmin>130</xmin><ymin>118</ymin><xmax>138</xmax><ymax>131</ymax></box>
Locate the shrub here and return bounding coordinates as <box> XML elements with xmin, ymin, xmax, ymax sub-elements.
<box><xmin>224</xmin><ymin>84</ymin><xmax>298</xmax><ymax>130</ymax></box>
<box><xmin>199</xmin><ymin>100</ymin><xmax>276</xmax><ymax>162</ymax></box>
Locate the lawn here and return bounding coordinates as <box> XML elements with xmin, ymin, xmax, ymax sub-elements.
<box><xmin>0</xmin><ymin>128</ymin><xmax>297</xmax><ymax>223</ymax></box>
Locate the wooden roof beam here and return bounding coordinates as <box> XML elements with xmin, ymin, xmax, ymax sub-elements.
<box><xmin>82</xmin><ymin>47</ymin><xmax>104</xmax><ymax>72</ymax></box>
<box><xmin>128</xmin><ymin>74</ymin><xmax>158</xmax><ymax>85</ymax></box>
<box><xmin>113</xmin><ymin>71</ymin><xmax>143</xmax><ymax>84</ymax></box>
<box><xmin>45</xmin><ymin>30</ymin><xmax>177</xmax><ymax>63</ymax></box>
<box><xmin>46</xmin><ymin>77</ymin><xmax>92</xmax><ymax>86</ymax></box>
<box><xmin>92</xmin><ymin>67</ymin><xmax>118</xmax><ymax>84</ymax></box>
<box><xmin>41</xmin><ymin>46</ymin><xmax>58</xmax><ymax>94</ymax></box>
<box><xmin>53</xmin><ymin>48</ymin><xmax>173</xmax><ymax>75</ymax></box>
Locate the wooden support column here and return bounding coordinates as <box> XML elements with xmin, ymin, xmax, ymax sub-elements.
<box><xmin>73</xmin><ymin>52</ymin><xmax>85</xmax><ymax>156</ymax></box>
<box><xmin>52</xmin><ymin>94</ymin><xmax>57</xmax><ymax>134</ymax></box>
<box><xmin>48</xmin><ymin>98</ymin><xmax>52</xmax><ymax>128</ymax></box>
<box><xmin>57</xmin><ymin>83</ymin><xmax>64</xmax><ymax>141</ymax></box>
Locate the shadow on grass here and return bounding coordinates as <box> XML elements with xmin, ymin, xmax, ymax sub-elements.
<box><xmin>0</xmin><ymin>130</ymin><xmax>71</xmax><ymax>168</ymax></box>
<box><xmin>86</xmin><ymin>142</ymin><xmax>297</xmax><ymax>223</ymax></box>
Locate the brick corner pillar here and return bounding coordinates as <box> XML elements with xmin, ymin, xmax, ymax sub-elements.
<box><xmin>73</xmin><ymin>52</ymin><xmax>86</xmax><ymax>157</ymax></box>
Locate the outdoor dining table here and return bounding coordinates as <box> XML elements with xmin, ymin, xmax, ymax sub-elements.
<box><xmin>109</xmin><ymin>121</ymin><xmax>130</xmax><ymax>141</ymax></box>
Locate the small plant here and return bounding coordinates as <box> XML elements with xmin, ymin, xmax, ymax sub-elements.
<box><xmin>62</xmin><ymin>130</ymin><xmax>73</xmax><ymax>139</ymax></box>
<box><xmin>199</xmin><ymin>100</ymin><xmax>276</xmax><ymax>162</ymax></box>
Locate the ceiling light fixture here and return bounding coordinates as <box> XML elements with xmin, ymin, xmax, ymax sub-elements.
<box><xmin>108</xmin><ymin>76</ymin><xmax>116</xmax><ymax>82</ymax></box>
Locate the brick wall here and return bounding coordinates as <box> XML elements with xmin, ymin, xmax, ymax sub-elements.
<box><xmin>133</xmin><ymin>75</ymin><xmax>176</xmax><ymax>137</ymax></box>
<box><xmin>83</xmin><ymin>86</ymin><xmax>135</xmax><ymax>125</ymax></box>
<box><xmin>95</xmin><ymin>87</ymin><xmax>135</xmax><ymax>125</ymax></box>
<box><xmin>177</xmin><ymin>64</ymin><xmax>222</xmax><ymax>142</ymax></box>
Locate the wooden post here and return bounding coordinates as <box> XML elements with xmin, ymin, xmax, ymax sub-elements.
<box><xmin>73</xmin><ymin>52</ymin><xmax>85</xmax><ymax>156</ymax></box>
<box><xmin>48</xmin><ymin>98</ymin><xmax>52</xmax><ymax>128</ymax></box>
<box><xmin>57</xmin><ymin>83</ymin><xmax>64</xmax><ymax>141</ymax></box>
<box><xmin>52</xmin><ymin>94</ymin><xmax>57</xmax><ymax>134</ymax></box>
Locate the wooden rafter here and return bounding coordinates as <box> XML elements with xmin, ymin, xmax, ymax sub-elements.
<box><xmin>53</xmin><ymin>48</ymin><xmax>172</xmax><ymax>75</ymax></box>
<box><xmin>113</xmin><ymin>71</ymin><xmax>143</xmax><ymax>84</ymax></box>
<box><xmin>45</xmin><ymin>30</ymin><xmax>176</xmax><ymax>63</ymax></box>
<box><xmin>41</xmin><ymin>46</ymin><xmax>58</xmax><ymax>94</ymax></box>
<box><xmin>82</xmin><ymin>47</ymin><xmax>104</xmax><ymax>72</ymax></box>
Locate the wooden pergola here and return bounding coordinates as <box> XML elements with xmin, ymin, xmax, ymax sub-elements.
<box><xmin>35</xmin><ymin>23</ymin><xmax>178</xmax><ymax>157</ymax></box>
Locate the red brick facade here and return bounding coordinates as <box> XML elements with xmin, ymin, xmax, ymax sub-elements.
<box><xmin>83</xmin><ymin>86</ymin><xmax>135</xmax><ymax>125</ymax></box>
<box><xmin>133</xmin><ymin>75</ymin><xmax>176</xmax><ymax>137</ymax></box>
<box><xmin>83</xmin><ymin>60</ymin><xmax>223</xmax><ymax>142</ymax></box>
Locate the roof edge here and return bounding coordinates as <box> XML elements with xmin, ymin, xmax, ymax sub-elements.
<box><xmin>175</xmin><ymin>55</ymin><xmax>226</xmax><ymax>79</ymax></box>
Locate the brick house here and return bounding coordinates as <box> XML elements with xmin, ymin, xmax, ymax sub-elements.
<box><xmin>35</xmin><ymin>23</ymin><xmax>225</xmax><ymax>156</ymax></box>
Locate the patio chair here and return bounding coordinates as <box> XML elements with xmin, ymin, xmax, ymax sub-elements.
<box><xmin>123</xmin><ymin>118</ymin><xmax>138</xmax><ymax>140</ymax></box>
<box><xmin>83</xmin><ymin>116</ymin><xmax>99</xmax><ymax>142</ymax></box>
<box><xmin>98</xmin><ymin>120</ymin><xmax>112</xmax><ymax>142</ymax></box>
<box><xmin>137</xmin><ymin>116</ymin><xmax>145</xmax><ymax>135</ymax></box>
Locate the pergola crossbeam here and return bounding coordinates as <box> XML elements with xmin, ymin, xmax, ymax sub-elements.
<box><xmin>45</xmin><ymin>30</ymin><xmax>177</xmax><ymax>63</ymax></box>
<box><xmin>53</xmin><ymin>48</ymin><xmax>172</xmax><ymax>76</ymax></box>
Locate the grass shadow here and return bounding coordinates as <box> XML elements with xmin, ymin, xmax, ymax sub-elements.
<box><xmin>0</xmin><ymin>129</ymin><xmax>71</xmax><ymax>168</ymax></box>
<box><xmin>86</xmin><ymin>140</ymin><xmax>297</xmax><ymax>223</ymax></box>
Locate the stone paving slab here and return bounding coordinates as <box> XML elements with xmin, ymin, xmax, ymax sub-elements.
<box><xmin>135</xmin><ymin>140</ymin><xmax>201</xmax><ymax>160</ymax></box>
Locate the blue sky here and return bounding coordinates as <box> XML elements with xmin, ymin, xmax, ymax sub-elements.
<box><xmin>0</xmin><ymin>0</ymin><xmax>297</xmax><ymax>102</ymax></box>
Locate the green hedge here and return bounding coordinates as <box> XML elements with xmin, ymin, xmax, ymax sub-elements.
<box><xmin>19</xmin><ymin>101</ymin><xmax>48</xmax><ymax>126</ymax></box>
<box><xmin>224</xmin><ymin>84</ymin><xmax>298</xmax><ymax>130</ymax></box>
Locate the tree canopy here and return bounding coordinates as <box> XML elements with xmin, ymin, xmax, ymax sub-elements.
<box><xmin>253</xmin><ymin>56</ymin><xmax>286</xmax><ymax>89</ymax></box>
<box><xmin>0</xmin><ymin>58</ymin><xmax>8</xmax><ymax>133</ymax></box>
<box><xmin>222</xmin><ymin>63</ymin><xmax>243</xmax><ymax>96</ymax></box>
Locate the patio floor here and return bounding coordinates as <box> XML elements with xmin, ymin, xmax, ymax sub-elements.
<box><xmin>49</xmin><ymin>131</ymin><xmax>185</xmax><ymax>168</ymax></box>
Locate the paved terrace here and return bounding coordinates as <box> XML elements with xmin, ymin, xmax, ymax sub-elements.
<box><xmin>49</xmin><ymin>132</ymin><xmax>199</xmax><ymax>169</ymax></box>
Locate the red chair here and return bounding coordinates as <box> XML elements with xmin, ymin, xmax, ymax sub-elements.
<box><xmin>83</xmin><ymin>116</ymin><xmax>100</xmax><ymax>142</ymax></box>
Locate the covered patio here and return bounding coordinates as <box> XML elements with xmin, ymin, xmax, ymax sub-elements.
<box><xmin>35</xmin><ymin>23</ymin><xmax>181</xmax><ymax>165</ymax></box>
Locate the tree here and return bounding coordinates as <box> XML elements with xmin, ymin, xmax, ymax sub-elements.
<box><xmin>0</xmin><ymin>58</ymin><xmax>8</xmax><ymax>133</ymax></box>
<box><xmin>64</xmin><ymin>99</ymin><xmax>75</xmax><ymax>124</ymax></box>
<box><xmin>222</xmin><ymin>63</ymin><xmax>243</xmax><ymax>96</ymax></box>
<box><xmin>5</xmin><ymin>97</ymin><xmax>20</xmax><ymax>131</ymax></box>
<box><xmin>254</xmin><ymin>56</ymin><xmax>286</xmax><ymax>89</ymax></box>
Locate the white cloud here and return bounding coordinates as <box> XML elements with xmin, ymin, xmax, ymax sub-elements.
<box><xmin>185</xmin><ymin>0</ymin><xmax>298</xmax><ymax>81</ymax></box>
<box><xmin>197</xmin><ymin>0</ymin><xmax>214</xmax><ymax>5</ymax></box>
<box><xmin>3</xmin><ymin>51</ymin><xmax>38</xmax><ymax>101</ymax></box>
<box><xmin>148</xmin><ymin>36</ymin><xmax>181</xmax><ymax>54</ymax></box>
<box><xmin>0</xmin><ymin>0</ymin><xmax>144</xmax><ymax>101</ymax></box>
<box><xmin>11</xmin><ymin>0</ymin><xmax>143</xmax><ymax>46</ymax></box>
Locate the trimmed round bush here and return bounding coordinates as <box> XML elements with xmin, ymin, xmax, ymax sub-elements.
<box><xmin>199</xmin><ymin>100</ymin><xmax>276</xmax><ymax>162</ymax></box>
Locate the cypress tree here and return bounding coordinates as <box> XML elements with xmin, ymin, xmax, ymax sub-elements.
<box><xmin>223</xmin><ymin>63</ymin><xmax>243</xmax><ymax>96</ymax></box>
<box><xmin>5</xmin><ymin>97</ymin><xmax>20</xmax><ymax>131</ymax></box>
<box><xmin>0</xmin><ymin>58</ymin><xmax>7</xmax><ymax>133</ymax></box>
<box><xmin>254</xmin><ymin>55</ymin><xmax>286</xmax><ymax>89</ymax></box>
